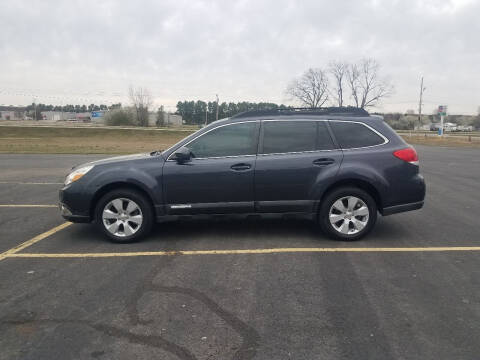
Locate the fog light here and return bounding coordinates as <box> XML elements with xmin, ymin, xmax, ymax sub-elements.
<box><xmin>59</xmin><ymin>203</ymin><xmax>72</xmax><ymax>216</ymax></box>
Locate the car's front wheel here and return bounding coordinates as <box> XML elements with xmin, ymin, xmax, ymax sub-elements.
<box><xmin>318</xmin><ymin>186</ymin><xmax>377</xmax><ymax>241</ymax></box>
<box><xmin>95</xmin><ymin>188</ymin><xmax>153</xmax><ymax>243</ymax></box>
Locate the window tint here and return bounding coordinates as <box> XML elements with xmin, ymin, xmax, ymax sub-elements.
<box><xmin>187</xmin><ymin>122</ymin><xmax>257</xmax><ymax>158</ymax></box>
<box><xmin>316</xmin><ymin>121</ymin><xmax>335</xmax><ymax>150</ymax></box>
<box><xmin>330</xmin><ymin>121</ymin><xmax>384</xmax><ymax>148</ymax></box>
<box><xmin>262</xmin><ymin>121</ymin><xmax>334</xmax><ymax>154</ymax></box>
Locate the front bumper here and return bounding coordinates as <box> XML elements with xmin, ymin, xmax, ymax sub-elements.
<box><xmin>59</xmin><ymin>202</ymin><xmax>91</xmax><ymax>223</ymax></box>
<box><xmin>59</xmin><ymin>182</ymin><xmax>93</xmax><ymax>223</ymax></box>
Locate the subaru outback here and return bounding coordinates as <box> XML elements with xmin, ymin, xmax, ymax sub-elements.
<box><xmin>59</xmin><ymin>107</ymin><xmax>426</xmax><ymax>242</ymax></box>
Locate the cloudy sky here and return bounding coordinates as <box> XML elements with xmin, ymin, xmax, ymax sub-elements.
<box><xmin>1</xmin><ymin>0</ymin><xmax>479</xmax><ymax>114</ymax></box>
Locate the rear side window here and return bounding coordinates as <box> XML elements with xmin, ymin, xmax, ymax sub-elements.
<box><xmin>262</xmin><ymin>121</ymin><xmax>334</xmax><ymax>154</ymax></box>
<box><xmin>329</xmin><ymin>121</ymin><xmax>385</xmax><ymax>149</ymax></box>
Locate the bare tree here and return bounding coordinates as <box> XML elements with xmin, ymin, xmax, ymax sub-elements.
<box><xmin>329</xmin><ymin>61</ymin><xmax>348</xmax><ymax>107</ymax></box>
<box><xmin>286</xmin><ymin>68</ymin><xmax>329</xmax><ymax>108</ymax></box>
<box><xmin>346</xmin><ymin>59</ymin><xmax>392</xmax><ymax>109</ymax></box>
<box><xmin>129</xmin><ymin>86</ymin><xmax>152</xmax><ymax>126</ymax></box>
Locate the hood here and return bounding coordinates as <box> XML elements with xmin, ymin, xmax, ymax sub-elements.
<box><xmin>72</xmin><ymin>153</ymin><xmax>158</xmax><ymax>170</ymax></box>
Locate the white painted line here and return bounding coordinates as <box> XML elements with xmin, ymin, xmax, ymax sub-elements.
<box><xmin>0</xmin><ymin>205</ymin><xmax>57</xmax><ymax>208</ymax></box>
<box><xmin>0</xmin><ymin>181</ymin><xmax>62</xmax><ymax>185</ymax></box>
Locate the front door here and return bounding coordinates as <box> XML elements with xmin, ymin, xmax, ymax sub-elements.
<box><xmin>254</xmin><ymin>120</ymin><xmax>343</xmax><ymax>213</ymax></box>
<box><xmin>163</xmin><ymin>121</ymin><xmax>259</xmax><ymax>214</ymax></box>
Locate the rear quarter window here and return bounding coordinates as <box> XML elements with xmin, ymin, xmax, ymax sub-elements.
<box><xmin>329</xmin><ymin>121</ymin><xmax>385</xmax><ymax>149</ymax></box>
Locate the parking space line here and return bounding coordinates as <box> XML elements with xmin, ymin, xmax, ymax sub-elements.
<box><xmin>0</xmin><ymin>222</ymin><xmax>72</xmax><ymax>262</ymax></box>
<box><xmin>0</xmin><ymin>205</ymin><xmax>57</xmax><ymax>208</ymax></box>
<box><xmin>0</xmin><ymin>181</ymin><xmax>63</xmax><ymax>185</ymax></box>
<box><xmin>5</xmin><ymin>246</ymin><xmax>480</xmax><ymax>259</ymax></box>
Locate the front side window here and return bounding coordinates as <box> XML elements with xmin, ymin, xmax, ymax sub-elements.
<box><xmin>187</xmin><ymin>122</ymin><xmax>257</xmax><ymax>158</ymax></box>
<box><xmin>329</xmin><ymin>121</ymin><xmax>385</xmax><ymax>149</ymax></box>
<box><xmin>262</xmin><ymin>120</ymin><xmax>334</xmax><ymax>154</ymax></box>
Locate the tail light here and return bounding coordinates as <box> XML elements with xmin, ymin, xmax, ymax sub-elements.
<box><xmin>393</xmin><ymin>147</ymin><xmax>419</xmax><ymax>165</ymax></box>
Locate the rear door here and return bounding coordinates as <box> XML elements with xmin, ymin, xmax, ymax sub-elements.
<box><xmin>254</xmin><ymin>120</ymin><xmax>343</xmax><ymax>213</ymax></box>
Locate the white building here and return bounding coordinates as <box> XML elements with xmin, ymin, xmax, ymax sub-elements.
<box><xmin>0</xmin><ymin>110</ymin><xmax>25</xmax><ymax>120</ymax></box>
<box><xmin>147</xmin><ymin>113</ymin><xmax>183</xmax><ymax>127</ymax></box>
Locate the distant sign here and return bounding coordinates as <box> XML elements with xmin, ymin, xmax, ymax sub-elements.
<box><xmin>438</xmin><ymin>105</ymin><xmax>447</xmax><ymax>116</ymax></box>
<box><xmin>91</xmin><ymin>111</ymin><xmax>103</xmax><ymax>118</ymax></box>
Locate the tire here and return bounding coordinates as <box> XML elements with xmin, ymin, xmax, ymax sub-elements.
<box><xmin>318</xmin><ymin>186</ymin><xmax>377</xmax><ymax>241</ymax></box>
<box><xmin>94</xmin><ymin>188</ymin><xmax>154</xmax><ymax>243</ymax></box>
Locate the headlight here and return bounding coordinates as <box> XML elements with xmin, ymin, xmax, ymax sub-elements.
<box><xmin>64</xmin><ymin>165</ymin><xmax>94</xmax><ymax>186</ymax></box>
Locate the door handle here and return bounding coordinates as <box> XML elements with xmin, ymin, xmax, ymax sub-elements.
<box><xmin>313</xmin><ymin>158</ymin><xmax>335</xmax><ymax>166</ymax></box>
<box><xmin>230</xmin><ymin>163</ymin><xmax>252</xmax><ymax>171</ymax></box>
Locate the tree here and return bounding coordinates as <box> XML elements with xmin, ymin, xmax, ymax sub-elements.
<box><xmin>286</xmin><ymin>68</ymin><xmax>329</xmax><ymax>108</ymax></box>
<box><xmin>329</xmin><ymin>61</ymin><xmax>348</xmax><ymax>107</ymax></box>
<box><xmin>156</xmin><ymin>106</ymin><xmax>165</xmax><ymax>127</ymax></box>
<box><xmin>30</xmin><ymin>103</ymin><xmax>42</xmax><ymax>120</ymax></box>
<box><xmin>105</xmin><ymin>109</ymin><xmax>134</xmax><ymax>126</ymax></box>
<box><xmin>129</xmin><ymin>86</ymin><xmax>152</xmax><ymax>127</ymax></box>
<box><xmin>347</xmin><ymin>58</ymin><xmax>392</xmax><ymax>109</ymax></box>
<box><xmin>472</xmin><ymin>110</ymin><xmax>480</xmax><ymax>130</ymax></box>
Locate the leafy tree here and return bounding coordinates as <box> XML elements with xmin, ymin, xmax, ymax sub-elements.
<box><xmin>109</xmin><ymin>103</ymin><xmax>122</xmax><ymax>110</ymax></box>
<box><xmin>176</xmin><ymin>100</ymin><xmax>291</xmax><ymax>124</ymax></box>
<box><xmin>472</xmin><ymin>114</ymin><xmax>480</xmax><ymax>130</ymax></box>
<box><xmin>156</xmin><ymin>106</ymin><xmax>165</xmax><ymax>127</ymax></box>
<box><xmin>105</xmin><ymin>109</ymin><xmax>134</xmax><ymax>126</ymax></box>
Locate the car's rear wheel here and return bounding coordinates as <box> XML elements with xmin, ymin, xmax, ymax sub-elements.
<box><xmin>318</xmin><ymin>186</ymin><xmax>377</xmax><ymax>241</ymax></box>
<box><xmin>95</xmin><ymin>188</ymin><xmax>153</xmax><ymax>243</ymax></box>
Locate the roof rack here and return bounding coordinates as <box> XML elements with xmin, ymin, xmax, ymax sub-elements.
<box><xmin>231</xmin><ymin>106</ymin><xmax>369</xmax><ymax>119</ymax></box>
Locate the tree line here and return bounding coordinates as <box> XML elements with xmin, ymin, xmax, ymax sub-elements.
<box><xmin>175</xmin><ymin>101</ymin><xmax>291</xmax><ymax>125</ymax></box>
<box><xmin>24</xmin><ymin>103</ymin><xmax>122</xmax><ymax>113</ymax></box>
<box><xmin>22</xmin><ymin>103</ymin><xmax>122</xmax><ymax>120</ymax></box>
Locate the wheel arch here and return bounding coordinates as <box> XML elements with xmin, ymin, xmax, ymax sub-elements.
<box><xmin>90</xmin><ymin>182</ymin><xmax>156</xmax><ymax>220</ymax></box>
<box><xmin>318</xmin><ymin>179</ymin><xmax>383</xmax><ymax>214</ymax></box>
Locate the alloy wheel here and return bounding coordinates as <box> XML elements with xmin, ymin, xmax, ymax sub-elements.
<box><xmin>329</xmin><ymin>196</ymin><xmax>369</xmax><ymax>235</ymax></box>
<box><xmin>102</xmin><ymin>198</ymin><xmax>143</xmax><ymax>237</ymax></box>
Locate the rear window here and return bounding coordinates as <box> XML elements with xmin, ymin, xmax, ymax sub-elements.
<box><xmin>329</xmin><ymin>121</ymin><xmax>385</xmax><ymax>149</ymax></box>
<box><xmin>262</xmin><ymin>121</ymin><xmax>334</xmax><ymax>154</ymax></box>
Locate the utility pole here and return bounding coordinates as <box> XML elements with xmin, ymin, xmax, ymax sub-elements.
<box><xmin>204</xmin><ymin>104</ymin><xmax>208</xmax><ymax>126</ymax></box>
<box><xmin>418</xmin><ymin>76</ymin><xmax>425</xmax><ymax>127</ymax></box>
<box><xmin>215</xmin><ymin>94</ymin><xmax>219</xmax><ymax>122</ymax></box>
<box><xmin>33</xmin><ymin>96</ymin><xmax>37</xmax><ymax>121</ymax></box>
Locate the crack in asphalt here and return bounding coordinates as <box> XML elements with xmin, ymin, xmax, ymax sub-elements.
<box><xmin>1</xmin><ymin>256</ymin><xmax>260</xmax><ymax>360</ymax></box>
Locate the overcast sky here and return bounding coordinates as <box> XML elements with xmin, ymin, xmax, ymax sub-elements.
<box><xmin>1</xmin><ymin>0</ymin><xmax>479</xmax><ymax>114</ymax></box>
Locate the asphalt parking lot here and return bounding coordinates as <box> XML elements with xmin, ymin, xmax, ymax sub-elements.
<box><xmin>0</xmin><ymin>146</ymin><xmax>479</xmax><ymax>360</ymax></box>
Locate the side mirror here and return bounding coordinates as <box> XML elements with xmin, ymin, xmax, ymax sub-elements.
<box><xmin>174</xmin><ymin>146</ymin><xmax>192</xmax><ymax>163</ymax></box>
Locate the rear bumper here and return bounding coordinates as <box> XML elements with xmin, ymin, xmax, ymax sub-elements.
<box><xmin>381</xmin><ymin>200</ymin><xmax>424</xmax><ymax>216</ymax></box>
